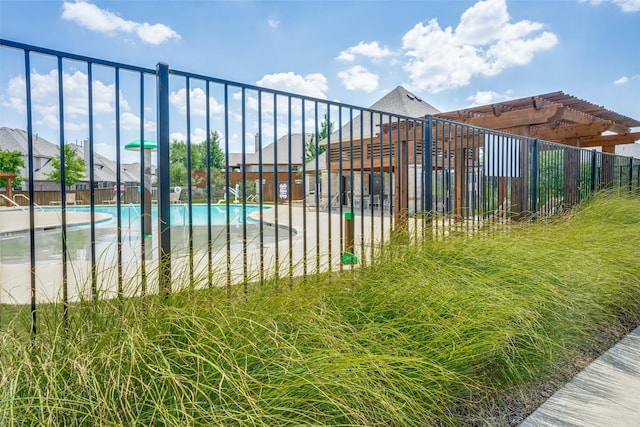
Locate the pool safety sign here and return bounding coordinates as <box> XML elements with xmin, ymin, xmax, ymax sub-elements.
<box><xmin>279</xmin><ymin>183</ymin><xmax>287</xmax><ymax>200</ymax></box>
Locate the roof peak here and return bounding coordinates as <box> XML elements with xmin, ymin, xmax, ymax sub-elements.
<box><xmin>369</xmin><ymin>86</ymin><xmax>440</xmax><ymax>116</ymax></box>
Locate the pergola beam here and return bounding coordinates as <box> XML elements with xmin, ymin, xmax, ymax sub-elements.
<box><xmin>459</xmin><ymin>105</ymin><xmax>561</xmax><ymax>129</ymax></box>
<box><xmin>456</xmin><ymin>104</ymin><xmax>608</xmax><ymax>131</ymax></box>
<box><xmin>530</xmin><ymin>121</ymin><xmax>614</xmax><ymax>142</ymax></box>
<box><xmin>580</xmin><ymin>132</ymin><xmax>640</xmax><ymax>148</ymax></box>
<box><xmin>605</xmin><ymin>122</ymin><xmax>632</xmax><ymax>135</ymax></box>
<box><xmin>563</xmin><ymin>132</ymin><xmax>640</xmax><ymax>148</ymax></box>
<box><xmin>550</xmin><ymin>106</ymin><xmax>598</xmax><ymax>125</ymax></box>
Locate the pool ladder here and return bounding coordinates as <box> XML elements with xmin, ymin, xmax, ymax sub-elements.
<box><xmin>1</xmin><ymin>194</ymin><xmax>44</xmax><ymax>211</ymax></box>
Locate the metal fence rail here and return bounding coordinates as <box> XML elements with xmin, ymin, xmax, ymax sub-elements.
<box><xmin>1</xmin><ymin>39</ymin><xmax>638</xmax><ymax>337</ymax></box>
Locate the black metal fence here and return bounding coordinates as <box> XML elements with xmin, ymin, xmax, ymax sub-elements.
<box><xmin>1</xmin><ymin>40</ymin><xmax>638</xmax><ymax>336</ymax></box>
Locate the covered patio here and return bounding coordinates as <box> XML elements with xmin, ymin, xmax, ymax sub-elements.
<box><xmin>323</xmin><ymin>92</ymin><xmax>640</xmax><ymax>224</ymax></box>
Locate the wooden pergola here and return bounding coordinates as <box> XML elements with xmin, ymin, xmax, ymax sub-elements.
<box><xmin>325</xmin><ymin>92</ymin><xmax>639</xmax><ymax>222</ymax></box>
<box><xmin>1</xmin><ymin>172</ymin><xmax>17</xmax><ymax>207</ymax></box>
<box><xmin>435</xmin><ymin>92</ymin><xmax>640</xmax><ymax>153</ymax></box>
<box><xmin>436</xmin><ymin>92</ymin><xmax>640</xmax><ymax>217</ymax></box>
<box><xmin>326</xmin><ymin>119</ymin><xmax>483</xmax><ymax>221</ymax></box>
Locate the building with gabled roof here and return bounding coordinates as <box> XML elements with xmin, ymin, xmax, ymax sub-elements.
<box><xmin>309</xmin><ymin>86</ymin><xmax>440</xmax><ymax>200</ymax></box>
<box><xmin>227</xmin><ymin>133</ymin><xmax>308</xmax><ymax>173</ymax></box>
<box><xmin>0</xmin><ymin>127</ymin><xmax>142</xmax><ymax>190</ymax></box>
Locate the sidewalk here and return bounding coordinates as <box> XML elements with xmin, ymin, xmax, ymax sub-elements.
<box><xmin>520</xmin><ymin>326</ymin><xmax>640</xmax><ymax>426</ymax></box>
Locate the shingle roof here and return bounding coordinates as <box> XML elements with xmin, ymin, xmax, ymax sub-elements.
<box><xmin>0</xmin><ymin>127</ymin><xmax>141</xmax><ymax>183</ymax></box>
<box><xmin>325</xmin><ymin>85</ymin><xmax>440</xmax><ymax>143</ymax></box>
<box><xmin>0</xmin><ymin>127</ymin><xmax>59</xmax><ymax>159</ymax></box>
<box><xmin>369</xmin><ymin>85</ymin><xmax>440</xmax><ymax>118</ymax></box>
<box><xmin>228</xmin><ymin>133</ymin><xmax>309</xmax><ymax>168</ymax></box>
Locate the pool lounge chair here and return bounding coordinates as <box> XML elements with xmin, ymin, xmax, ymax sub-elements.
<box><xmin>170</xmin><ymin>191</ymin><xmax>182</xmax><ymax>204</ymax></box>
<box><xmin>150</xmin><ymin>191</ymin><xmax>182</xmax><ymax>204</ymax></box>
<box><xmin>102</xmin><ymin>194</ymin><xmax>117</xmax><ymax>204</ymax></box>
<box><xmin>306</xmin><ymin>193</ymin><xmax>339</xmax><ymax>211</ymax></box>
<box><xmin>346</xmin><ymin>191</ymin><xmax>371</xmax><ymax>210</ymax></box>
<box><xmin>50</xmin><ymin>193</ymin><xmax>82</xmax><ymax>205</ymax></box>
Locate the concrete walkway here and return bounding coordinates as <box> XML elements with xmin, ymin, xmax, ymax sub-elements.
<box><xmin>520</xmin><ymin>326</ymin><xmax>640</xmax><ymax>427</ymax></box>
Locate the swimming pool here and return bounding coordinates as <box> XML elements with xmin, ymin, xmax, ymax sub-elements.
<box><xmin>0</xmin><ymin>204</ymin><xmax>279</xmax><ymax>264</ymax></box>
<box><xmin>59</xmin><ymin>203</ymin><xmax>265</xmax><ymax>227</ymax></box>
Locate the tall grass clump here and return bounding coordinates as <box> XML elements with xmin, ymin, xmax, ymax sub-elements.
<box><xmin>1</xmin><ymin>193</ymin><xmax>639</xmax><ymax>425</ymax></box>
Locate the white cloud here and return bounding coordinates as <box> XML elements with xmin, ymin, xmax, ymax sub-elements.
<box><xmin>62</xmin><ymin>1</ymin><xmax>181</xmax><ymax>45</ymax></box>
<box><xmin>466</xmin><ymin>90</ymin><xmax>512</xmax><ymax>107</ymax></box>
<box><xmin>401</xmin><ymin>0</ymin><xmax>558</xmax><ymax>93</ymax></box>
<box><xmin>2</xmin><ymin>69</ymin><xmax>124</xmax><ymax>130</ymax></box>
<box><xmin>191</xmin><ymin>127</ymin><xmax>207</xmax><ymax>143</ymax></box>
<box><xmin>119</xmin><ymin>112</ymin><xmax>156</xmax><ymax>132</ymax></box>
<box><xmin>614</xmin><ymin>74</ymin><xmax>640</xmax><ymax>84</ymax></box>
<box><xmin>169</xmin><ymin>128</ymin><xmax>207</xmax><ymax>144</ymax></box>
<box><xmin>255</xmin><ymin>72</ymin><xmax>328</xmax><ymax>99</ymax></box>
<box><xmin>170</xmin><ymin>132</ymin><xmax>186</xmax><ymax>142</ymax></box>
<box><xmin>336</xmin><ymin>52</ymin><xmax>355</xmax><ymax>62</ymax></box>
<box><xmin>580</xmin><ymin>0</ymin><xmax>640</xmax><ymax>12</ymax></box>
<box><xmin>336</xmin><ymin>41</ymin><xmax>392</xmax><ymax>62</ymax></box>
<box><xmin>337</xmin><ymin>66</ymin><xmax>379</xmax><ymax>93</ymax></box>
<box><xmin>231</xmin><ymin>81</ymin><xmax>332</xmax><ymax>150</ymax></box>
<box><xmin>171</xmin><ymin>129</ymin><xmax>214</xmax><ymax>144</ymax></box>
<box><xmin>268</xmin><ymin>18</ymin><xmax>280</xmax><ymax>28</ymax></box>
<box><xmin>169</xmin><ymin>87</ymin><xmax>224</xmax><ymax>116</ymax></box>
<box><xmin>135</xmin><ymin>22</ymin><xmax>181</xmax><ymax>45</ymax></box>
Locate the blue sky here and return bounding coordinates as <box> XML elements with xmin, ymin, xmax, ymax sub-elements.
<box><xmin>1</xmin><ymin>0</ymin><xmax>639</xmax><ymax>161</ymax></box>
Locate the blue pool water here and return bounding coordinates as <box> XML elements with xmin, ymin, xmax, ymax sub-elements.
<box><xmin>56</xmin><ymin>204</ymin><xmax>266</xmax><ymax>227</ymax></box>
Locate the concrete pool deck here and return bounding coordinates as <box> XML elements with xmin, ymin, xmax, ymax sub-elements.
<box><xmin>0</xmin><ymin>205</ymin><xmax>394</xmax><ymax>304</ymax></box>
<box><xmin>0</xmin><ymin>207</ymin><xmax>111</xmax><ymax>236</ymax></box>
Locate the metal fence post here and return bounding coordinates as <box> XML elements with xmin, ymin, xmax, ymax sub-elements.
<box><xmin>24</xmin><ymin>49</ymin><xmax>37</xmax><ymax>339</ymax></box>
<box><xmin>629</xmin><ymin>157</ymin><xmax>634</xmax><ymax>193</ymax></box>
<box><xmin>156</xmin><ymin>62</ymin><xmax>171</xmax><ymax>296</ymax></box>
<box><xmin>530</xmin><ymin>139</ymin><xmax>539</xmax><ymax>217</ymax></box>
<box><xmin>590</xmin><ymin>149</ymin><xmax>597</xmax><ymax>194</ymax></box>
<box><xmin>424</xmin><ymin>116</ymin><xmax>433</xmax><ymax>219</ymax></box>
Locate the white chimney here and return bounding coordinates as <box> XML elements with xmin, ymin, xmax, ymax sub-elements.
<box><xmin>83</xmin><ymin>139</ymin><xmax>90</xmax><ymax>168</ymax></box>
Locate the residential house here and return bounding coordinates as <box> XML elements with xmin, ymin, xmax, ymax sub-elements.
<box><xmin>0</xmin><ymin>127</ymin><xmax>142</xmax><ymax>191</ymax></box>
<box><xmin>227</xmin><ymin>133</ymin><xmax>308</xmax><ymax>173</ymax></box>
<box><xmin>225</xmin><ymin>133</ymin><xmax>310</xmax><ymax>201</ymax></box>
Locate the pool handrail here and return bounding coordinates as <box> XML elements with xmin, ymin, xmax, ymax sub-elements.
<box><xmin>12</xmin><ymin>194</ymin><xmax>45</xmax><ymax>211</ymax></box>
<box><xmin>2</xmin><ymin>194</ymin><xmax>28</xmax><ymax>211</ymax></box>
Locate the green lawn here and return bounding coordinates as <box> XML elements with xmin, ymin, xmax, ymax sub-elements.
<box><xmin>1</xmin><ymin>193</ymin><xmax>639</xmax><ymax>426</ymax></box>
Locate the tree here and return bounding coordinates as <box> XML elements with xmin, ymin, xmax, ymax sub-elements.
<box><xmin>46</xmin><ymin>144</ymin><xmax>86</xmax><ymax>187</ymax></box>
<box><xmin>169</xmin><ymin>140</ymin><xmax>189</xmax><ymax>186</ymax></box>
<box><xmin>305</xmin><ymin>113</ymin><xmax>334</xmax><ymax>163</ymax></box>
<box><xmin>205</xmin><ymin>131</ymin><xmax>225</xmax><ymax>170</ymax></box>
<box><xmin>0</xmin><ymin>149</ymin><xmax>25</xmax><ymax>188</ymax></box>
<box><xmin>169</xmin><ymin>131</ymin><xmax>225</xmax><ymax>186</ymax></box>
